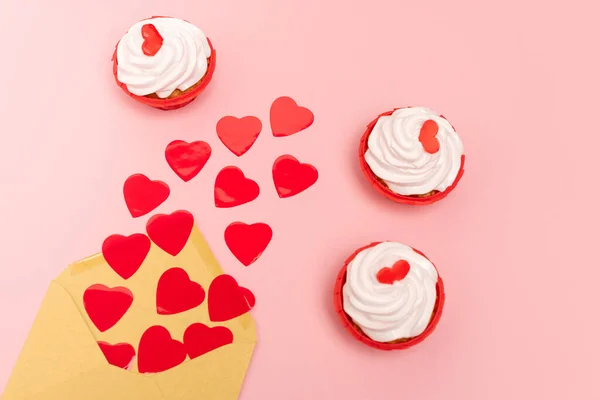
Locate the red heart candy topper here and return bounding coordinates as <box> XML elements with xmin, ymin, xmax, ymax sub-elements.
<box><xmin>141</xmin><ymin>23</ymin><xmax>164</xmax><ymax>56</ymax></box>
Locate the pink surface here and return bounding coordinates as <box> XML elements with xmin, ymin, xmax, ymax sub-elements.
<box><xmin>0</xmin><ymin>0</ymin><xmax>598</xmax><ymax>399</ymax></box>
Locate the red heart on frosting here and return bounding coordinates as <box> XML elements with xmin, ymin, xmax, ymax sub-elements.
<box><xmin>214</xmin><ymin>167</ymin><xmax>259</xmax><ymax>208</ymax></box>
<box><xmin>98</xmin><ymin>341</ymin><xmax>136</xmax><ymax>369</ymax></box>
<box><xmin>208</xmin><ymin>275</ymin><xmax>255</xmax><ymax>322</ymax></box>
<box><xmin>84</xmin><ymin>284</ymin><xmax>133</xmax><ymax>332</ymax></box>
<box><xmin>224</xmin><ymin>222</ymin><xmax>272</xmax><ymax>266</ymax></box>
<box><xmin>183</xmin><ymin>323</ymin><xmax>234</xmax><ymax>359</ymax></box>
<box><xmin>102</xmin><ymin>233</ymin><xmax>150</xmax><ymax>280</ymax></box>
<box><xmin>272</xmin><ymin>155</ymin><xmax>318</xmax><ymax>198</ymax></box>
<box><xmin>377</xmin><ymin>260</ymin><xmax>411</xmax><ymax>285</ymax></box>
<box><xmin>270</xmin><ymin>96</ymin><xmax>314</xmax><ymax>137</ymax></box>
<box><xmin>123</xmin><ymin>174</ymin><xmax>170</xmax><ymax>218</ymax></box>
<box><xmin>165</xmin><ymin>140</ymin><xmax>212</xmax><ymax>182</ymax></box>
<box><xmin>156</xmin><ymin>268</ymin><xmax>205</xmax><ymax>315</ymax></box>
<box><xmin>141</xmin><ymin>24</ymin><xmax>164</xmax><ymax>56</ymax></box>
<box><xmin>146</xmin><ymin>210</ymin><xmax>194</xmax><ymax>256</ymax></box>
<box><xmin>217</xmin><ymin>116</ymin><xmax>262</xmax><ymax>156</ymax></box>
<box><xmin>419</xmin><ymin>119</ymin><xmax>440</xmax><ymax>154</ymax></box>
<box><xmin>137</xmin><ymin>325</ymin><xmax>187</xmax><ymax>373</ymax></box>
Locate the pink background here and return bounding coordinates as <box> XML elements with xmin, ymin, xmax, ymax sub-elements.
<box><xmin>0</xmin><ymin>0</ymin><xmax>598</xmax><ymax>398</ymax></box>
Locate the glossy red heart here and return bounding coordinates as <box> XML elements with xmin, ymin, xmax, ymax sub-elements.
<box><xmin>123</xmin><ymin>174</ymin><xmax>170</xmax><ymax>218</ymax></box>
<box><xmin>419</xmin><ymin>119</ymin><xmax>440</xmax><ymax>154</ymax></box>
<box><xmin>146</xmin><ymin>210</ymin><xmax>194</xmax><ymax>256</ymax></box>
<box><xmin>183</xmin><ymin>323</ymin><xmax>234</xmax><ymax>359</ymax></box>
<box><xmin>208</xmin><ymin>275</ymin><xmax>255</xmax><ymax>322</ymax></box>
<box><xmin>216</xmin><ymin>116</ymin><xmax>262</xmax><ymax>156</ymax></box>
<box><xmin>270</xmin><ymin>96</ymin><xmax>314</xmax><ymax>137</ymax></box>
<box><xmin>102</xmin><ymin>233</ymin><xmax>150</xmax><ymax>280</ymax></box>
<box><xmin>377</xmin><ymin>260</ymin><xmax>411</xmax><ymax>285</ymax></box>
<box><xmin>83</xmin><ymin>284</ymin><xmax>133</xmax><ymax>332</ymax></box>
<box><xmin>224</xmin><ymin>222</ymin><xmax>272</xmax><ymax>266</ymax></box>
<box><xmin>156</xmin><ymin>268</ymin><xmax>205</xmax><ymax>315</ymax></box>
<box><xmin>165</xmin><ymin>140</ymin><xmax>212</xmax><ymax>182</ymax></box>
<box><xmin>137</xmin><ymin>325</ymin><xmax>187</xmax><ymax>374</ymax></box>
<box><xmin>98</xmin><ymin>341</ymin><xmax>136</xmax><ymax>370</ymax></box>
<box><xmin>272</xmin><ymin>155</ymin><xmax>318</xmax><ymax>198</ymax></box>
<box><xmin>214</xmin><ymin>167</ymin><xmax>259</xmax><ymax>208</ymax></box>
<box><xmin>141</xmin><ymin>23</ymin><xmax>163</xmax><ymax>56</ymax></box>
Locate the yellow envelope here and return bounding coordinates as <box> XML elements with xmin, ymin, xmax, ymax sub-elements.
<box><xmin>2</xmin><ymin>222</ymin><xmax>256</xmax><ymax>400</ymax></box>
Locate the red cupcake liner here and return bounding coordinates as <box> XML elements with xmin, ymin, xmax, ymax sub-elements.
<box><xmin>333</xmin><ymin>242</ymin><xmax>445</xmax><ymax>351</ymax></box>
<box><xmin>112</xmin><ymin>18</ymin><xmax>216</xmax><ymax>111</ymax></box>
<box><xmin>358</xmin><ymin>108</ymin><xmax>466</xmax><ymax>205</ymax></box>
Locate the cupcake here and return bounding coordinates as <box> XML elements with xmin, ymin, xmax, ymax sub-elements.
<box><xmin>112</xmin><ymin>17</ymin><xmax>216</xmax><ymax>110</ymax></box>
<box><xmin>359</xmin><ymin>107</ymin><xmax>465</xmax><ymax>205</ymax></box>
<box><xmin>334</xmin><ymin>242</ymin><xmax>445</xmax><ymax>350</ymax></box>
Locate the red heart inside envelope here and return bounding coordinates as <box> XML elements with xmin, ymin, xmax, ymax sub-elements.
<box><xmin>165</xmin><ymin>140</ymin><xmax>212</xmax><ymax>182</ymax></box>
<box><xmin>156</xmin><ymin>268</ymin><xmax>205</xmax><ymax>315</ymax></box>
<box><xmin>224</xmin><ymin>222</ymin><xmax>272</xmax><ymax>266</ymax></box>
<box><xmin>98</xmin><ymin>341</ymin><xmax>136</xmax><ymax>369</ymax></box>
<box><xmin>270</xmin><ymin>96</ymin><xmax>314</xmax><ymax>137</ymax></box>
<box><xmin>102</xmin><ymin>233</ymin><xmax>150</xmax><ymax>280</ymax></box>
<box><xmin>123</xmin><ymin>174</ymin><xmax>170</xmax><ymax>218</ymax></box>
<box><xmin>214</xmin><ymin>166</ymin><xmax>260</xmax><ymax>208</ymax></box>
<box><xmin>183</xmin><ymin>323</ymin><xmax>234</xmax><ymax>359</ymax></box>
<box><xmin>208</xmin><ymin>275</ymin><xmax>255</xmax><ymax>322</ymax></box>
<box><xmin>137</xmin><ymin>325</ymin><xmax>187</xmax><ymax>374</ymax></box>
<box><xmin>272</xmin><ymin>155</ymin><xmax>318</xmax><ymax>198</ymax></box>
<box><xmin>84</xmin><ymin>284</ymin><xmax>133</xmax><ymax>333</ymax></box>
<box><xmin>217</xmin><ymin>116</ymin><xmax>262</xmax><ymax>156</ymax></box>
<box><xmin>146</xmin><ymin>210</ymin><xmax>194</xmax><ymax>256</ymax></box>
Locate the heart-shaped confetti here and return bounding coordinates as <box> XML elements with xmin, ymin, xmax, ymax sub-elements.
<box><xmin>217</xmin><ymin>116</ymin><xmax>262</xmax><ymax>156</ymax></box>
<box><xmin>156</xmin><ymin>268</ymin><xmax>205</xmax><ymax>315</ymax></box>
<box><xmin>83</xmin><ymin>284</ymin><xmax>133</xmax><ymax>332</ymax></box>
<box><xmin>272</xmin><ymin>155</ymin><xmax>318</xmax><ymax>198</ymax></box>
<box><xmin>98</xmin><ymin>341</ymin><xmax>136</xmax><ymax>370</ymax></box>
<box><xmin>183</xmin><ymin>323</ymin><xmax>234</xmax><ymax>359</ymax></box>
<box><xmin>224</xmin><ymin>222</ymin><xmax>272</xmax><ymax>266</ymax></box>
<box><xmin>165</xmin><ymin>140</ymin><xmax>212</xmax><ymax>182</ymax></box>
<box><xmin>214</xmin><ymin>167</ymin><xmax>260</xmax><ymax>208</ymax></box>
<box><xmin>141</xmin><ymin>23</ymin><xmax>164</xmax><ymax>56</ymax></box>
<box><xmin>419</xmin><ymin>119</ymin><xmax>440</xmax><ymax>154</ymax></box>
<box><xmin>208</xmin><ymin>275</ymin><xmax>255</xmax><ymax>322</ymax></box>
<box><xmin>137</xmin><ymin>325</ymin><xmax>187</xmax><ymax>374</ymax></box>
<box><xmin>123</xmin><ymin>174</ymin><xmax>170</xmax><ymax>218</ymax></box>
<box><xmin>270</xmin><ymin>96</ymin><xmax>314</xmax><ymax>137</ymax></box>
<box><xmin>377</xmin><ymin>260</ymin><xmax>411</xmax><ymax>285</ymax></box>
<box><xmin>146</xmin><ymin>210</ymin><xmax>194</xmax><ymax>256</ymax></box>
<box><xmin>102</xmin><ymin>233</ymin><xmax>150</xmax><ymax>280</ymax></box>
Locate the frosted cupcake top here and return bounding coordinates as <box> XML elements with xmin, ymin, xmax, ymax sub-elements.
<box><xmin>364</xmin><ymin>107</ymin><xmax>464</xmax><ymax>196</ymax></box>
<box><xmin>116</xmin><ymin>17</ymin><xmax>212</xmax><ymax>99</ymax></box>
<box><xmin>342</xmin><ymin>242</ymin><xmax>438</xmax><ymax>342</ymax></box>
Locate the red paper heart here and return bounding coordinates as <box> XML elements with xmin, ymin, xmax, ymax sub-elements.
<box><xmin>208</xmin><ymin>275</ymin><xmax>255</xmax><ymax>322</ymax></box>
<box><xmin>183</xmin><ymin>323</ymin><xmax>234</xmax><ymax>359</ymax></box>
<box><xmin>224</xmin><ymin>222</ymin><xmax>272</xmax><ymax>266</ymax></box>
<box><xmin>214</xmin><ymin>167</ymin><xmax>260</xmax><ymax>208</ymax></box>
<box><xmin>272</xmin><ymin>155</ymin><xmax>318</xmax><ymax>198</ymax></box>
<box><xmin>98</xmin><ymin>341</ymin><xmax>136</xmax><ymax>369</ymax></box>
<box><xmin>270</xmin><ymin>96</ymin><xmax>314</xmax><ymax>137</ymax></box>
<box><xmin>377</xmin><ymin>260</ymin><xmax>411</xmax><ymax>285</ymax></box>
<box><xmin>102</xmin><ymin>233</ymin><xmax>150</xmax><ymax>280</ymax></box>
<box><xmin>165</xmin><ymin>140</ymin><xmax>212</xmax><ymax>182</ymax></box>
<box><xmin>137</xmin><ymin>325</ymin><xmax>187</xmax><ymax>374</ymax></box>
<box><xmin>123</xmin><ymin>174</ymin><xmax>170</xmax><ymax>218</ymax></box>
<box><xmin>146</xmin><ymin>210</ymin><xmax>194</xmax><ymax>256</ymax></box>
<box><xmin>83</xmin><ymin>284</ymin><xmax>133</xmax><ymax>332</ymax></box>
<box><xmin>419</xmin><ymin>119</ymin><xmax>440</xmax><ymax>154</ymax></box>
<box><xmin>156</xmin><ymin>268</ymin><xmax>205</xmax><ymax>315</ymax></box>
<box><xmin>141</xmin><ymin>23</ymin><xmax>164</xmax><ymax>56</ymax></box>
<box><xmin>216</xmin><ymin>116</ymin><xmax>262</xmax><ymax>156</ymax></box>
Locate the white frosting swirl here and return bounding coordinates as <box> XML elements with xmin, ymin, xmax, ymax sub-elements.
<box><xmin>116</xmin><ymin>17</ymin><xmax>212</xmax><ymax>98</ymax></box>
<box><xmin>343</xmin><ymin>242</ymin><xmax>438</xmax><ymax>342</ymax></box>
<box><xmin>364</xmin><ymin>107</ymin><xmax>464</xmax><ymax>195</ymax></box>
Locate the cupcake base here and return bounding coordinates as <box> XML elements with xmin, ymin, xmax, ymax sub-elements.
<box><xmin>334</xmin><ymin>242</ymin><xmax>445</xmax><ymax>350</ymax></box>
<box><xmin>358</xmin><ymin>109</ymin><xmax>465</xmax><ymax>205</ymax></box>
